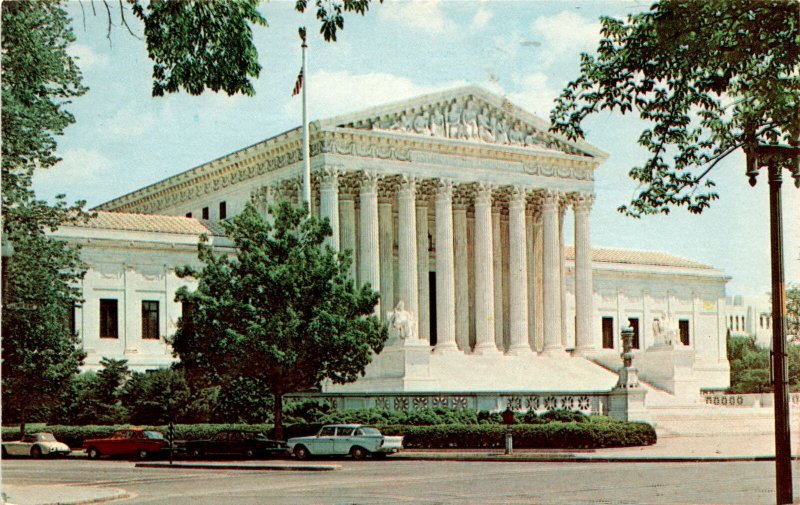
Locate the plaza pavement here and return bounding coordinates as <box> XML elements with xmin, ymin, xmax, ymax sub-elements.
<box><xmin>2</xmin><ymin>433</ymin><xmax>794</xmax><ymax>505</ymax></box>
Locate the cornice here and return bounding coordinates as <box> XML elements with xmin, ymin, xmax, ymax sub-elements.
<box><xmin>96</xmin><ymin>127</ymin><xmax>600</xmax><ymax>215</ymax></box>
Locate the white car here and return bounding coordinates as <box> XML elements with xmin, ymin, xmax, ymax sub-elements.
<box><xmin>287</xmin><ymin>424</ymin><xmax>403</xmax><ymax>459</ymax></box>
<box><xmin>2</xmin><ymin>432</ymin><xmax>72</xmax><ymax>458</ymax></box>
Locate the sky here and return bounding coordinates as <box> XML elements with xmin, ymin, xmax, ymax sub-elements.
<box><xmin>32</xmin><ymin>0</ymin><xmax>799</xmax><ymax>297</ymax></box>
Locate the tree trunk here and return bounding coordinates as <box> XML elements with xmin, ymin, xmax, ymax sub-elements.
<box><xmin>273</xmin><ymin>393</ymin><xmax>284</xmax><ymax>441</ymax></box>
<box><xmin>19</xmin><ymin>417</ymin><xmax>26</xmax><ymax>438</ymax></box>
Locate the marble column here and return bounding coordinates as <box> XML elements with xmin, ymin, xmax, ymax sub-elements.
<box><xmin>416</xmin><ymin>197</ymin><xmax>430</xmax><ymax>343</ymax></box>
<box><xmin>573</xmin><ymin>192</ymin><xmax>595</xmax><ymax>353</ymax></box>
<box><xmin>526</xmin><ymin>208</ymin><xmax>536</xmax><ymax>350</ymax></box>
<box><xmin>473</xmin><ymin>183</ymin><xmax>499</xmax><ymax>354</ymax></box>
<box><xmin>534</xmin><ymin>211</ymin><xmax>544</xmax><ymax>351</ymax></box>
<box><xmin>492</xmin><ymin>206</ymin><xmax>504</xmax><ymax>350</ymax></box>
<box><xmin>453</xmin><ymin>198</ymin><xmax>469</xmax><ymax>351</ymax></box>
<box><xmin>397</xmin><ymin>175</ymin><xmax>419</xmax><ymax>337</ymax></box>
<box><xmin>378</xmin><ymin>187</ymin><xmax>395</xmax><ymax>321</ymax></box>
<box><xmin>542</xmin><ymin>190</ymin><xmax>563</xmax><ymax>353</ymax></box>
<box><xmin>339</xmin><ymin>194</ymin><xmax>357</xmax><ymax>279</ymax></box>
<box><xmin>319</xmin><ymin>168</ymin><xmax>340</xmax><ymax>251</ymax></box>
<box><xmin>359</xmin><ymin>173</ymin><xmax>380</xmax><ymax>312</ymax></box>
<box><xmin>508</xmin><ymin>187</ymin><xmax>531</xmax><ymax>354</ymax></box>
<box><xmin>559</xmin><ymin>200</ymin><xmax>568</xmax><ymax>347</ymax></box>
<box><xmin>434</xmin><ymin>179</ymin><xmax>458</xmax><ymax>352</ymax></box>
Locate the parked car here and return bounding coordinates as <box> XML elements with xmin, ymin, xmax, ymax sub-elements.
<box><xmin>2</xmin><ymin>432</ymin><xmax>71</xmax><ymax>458</ymax></box>
<box><xmin>287</xmin><ymin>424</ymin><xmax>403</xmax><ymax>459</ymax></box>
<box><xmin>176</xmin><ymin>430</ymin><xmax>287</xmax><ymax>459</ymax></box>
<box><xmin>83</xmin><ymin>428</ymin><xmax>167</xmax><ymax>460</ymax></box>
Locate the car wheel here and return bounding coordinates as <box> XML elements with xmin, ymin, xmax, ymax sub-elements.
<box><xmin>136</xmin><ymin>449</ymin><xmax>149</xmax><ymax>460</ymax></box>
<box><xmin>191</xmin><ymin>448</ymin><xmax>203</xmax><ymax>458</ymax></box>
<box><xmin>30</xmin><ymin>446</ymin><xmax>43</xmax><ymax>459</ymax></box>
<box><xmin>293</xmin><ymin>445</ymin><xmax>309</xmax><ymax>460</ymax></box>
<box><xmin>350</xmin><ymin>446</ymin><xmax>366</xmax><ymax>460</ymax></box>
<box><xmin>87</xmin><ymin>447</ymin><xmax>100</xmax><ymax>460</ymax></box>
<box><xmin>2</xmin><ymin>447</ymin><xmax>8</xmax><ymax>458</ymax></box>
<box><xmin>243</xmin><ymin>448</ymin><xmax>255</xmax><ymax>459</ymax></box>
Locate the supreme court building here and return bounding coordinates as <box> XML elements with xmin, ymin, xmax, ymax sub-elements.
<box><xmin>56</xmin><ymin>87</ymin><xmax>731</xmax><ymax>415</ymax></box>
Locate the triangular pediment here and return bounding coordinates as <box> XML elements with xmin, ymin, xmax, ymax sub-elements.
<box><xmin>318</xmin><ymin>86</ymin><xmax>606</xmax><ymax>159</ymax></box>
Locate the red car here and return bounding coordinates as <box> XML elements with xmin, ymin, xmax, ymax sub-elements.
<box><xmin>83</xmin><ymin>428</ymin><xmax>167</xmax><ymax>460</ymax></box>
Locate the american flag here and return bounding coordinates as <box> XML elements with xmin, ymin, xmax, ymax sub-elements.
<box><xmin>292</xmin><ymin>69</ymin><xmax>304</xmax><ymax>97</ymax></box>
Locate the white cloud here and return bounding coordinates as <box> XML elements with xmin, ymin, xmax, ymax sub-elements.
<box><xmin>283</xmin><ymin>71</ymin><xmax>468</xmax><ymax>119</ymax></box>
<box><xmin>506</xmin><ymin>73</ymin><xmax>560</xmax><ymax>119</ymax></box>
<box><xmin>101</xmin><ymin>103</ymin><xmax>175</xmax><ymax>138</ymax></box>
<box><xmin>471</xmin><ymin>8</ymin><xmax>493</xmax><ymax>30</ymax></box>
<box><xmin>67</xmin><ymin>43</ymin><xmax>108</xmax><ymax>71</ymax></box>
<box><xmin>531</xmin><ymin>11</ymin><xmax>602</xmax><ymax>56</ymax></box>
<box><xmin>378</xmin><ymin>0</ymin><xmax>456</xmax><ymax>35</ymax></box>
<box><xmin>32</xmin><ymin>148</ymin><xmax>113</xmax><ymax>199</ymax></box>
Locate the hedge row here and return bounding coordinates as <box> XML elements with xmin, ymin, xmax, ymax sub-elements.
<box><xmin>2</xmin><ymin>419</ymin><xmax>655</xmax><ymax>450</ymax></box>
<box><xmin>379</xmin><ymin>421</ymin><xmax>657</xmax><ymax>449</ymax></box>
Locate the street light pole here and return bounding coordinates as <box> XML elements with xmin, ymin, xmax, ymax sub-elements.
<box><xmin>746</xmin><ymin>143</ymin><xmax>799</xmax><ymax>505</ymax></box>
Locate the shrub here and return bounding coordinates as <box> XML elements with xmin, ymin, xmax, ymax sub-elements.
<box><xmin>539</xmin><ymin>409</ymin><xmax>588</xmax><ymax>423</ymax></box>
<box><xmin>379</xmin><ymin>421</ymin><xmax>656</xmax><ymax>449</ymax></box>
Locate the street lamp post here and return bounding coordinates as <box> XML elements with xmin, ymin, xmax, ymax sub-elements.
<box><xmin>745</xmin><ymin>142</ymin><xmax>800</xmax><ymax>505</ymax></box>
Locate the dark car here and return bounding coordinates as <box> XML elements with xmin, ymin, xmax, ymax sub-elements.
<box><xmin>178</xmin><ymin>430</ymin><xmax>287</xmax><ymax>459</ymax></box>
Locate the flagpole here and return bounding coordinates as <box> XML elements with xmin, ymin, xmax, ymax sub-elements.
<box><xmin>301</xmin><ymin>29</ymin><xmax>311</xmax><ymax>209</ymax></box>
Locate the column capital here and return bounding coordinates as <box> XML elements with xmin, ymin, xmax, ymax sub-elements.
<box><xmin>475</xmin><ymin>182</ymin><xmax>493</xmax><ymax>205</ymax></box>
<box><xmin>435</xmin><ymin>178</ymin><xmax>454</xmax><ymax>201</ymax></box>
<box><xmin>317</xmin><ymin>166</ymin><xmax>340</xmax><ymax>191</ymax></box>
<box><xmin>509</xmin><ymin>186</ymin><xmax>528</xmax><ymax>208</ymax></box>
<box><xmin>572</xmin><ymin>192</ymin><xmax>596</xmax><ymax>213</ymax></box>
<box><xmin>541</xmin><ymin>189</ymin><xmax>561</xmax><ymax>211</ymax></box>
<box><xmin>398</xmin><ymin>174</ymin><xmax>418</xmax><ymax>193</ymax></box>
<box><xmin>360</xmin><ymin>171</ymin><xmax>379</xmax><ymax>195</ymax></box>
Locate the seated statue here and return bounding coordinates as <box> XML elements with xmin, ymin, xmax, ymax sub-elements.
<box><xmin>653</xmin><ymin>313</ymin><xmax>680</xmax><ymax>347</ymax></box>
<box><xmin>387</xmin><ymin>300</ymin><xmax>416</xmax><ymax>340</ymax></box>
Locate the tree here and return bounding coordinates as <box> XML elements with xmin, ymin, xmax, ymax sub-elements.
<box><xmin>123</xmin><ymin>368</ymin><xmax>190</xmax><ymax>425</ymax></box>
<box><xmin>98</xmin><ymin>0</ymin><xmax>382</xmax><ymax>96</ymax></box>
<box><xmin>550</xmin><ymin>0</ymin><xmax>799</xmax><ymax>217</ymax></box>
<box><xmin>171</xmin><ymin>202</ymin><xmax>387</xmax><ymax>439</ymax></box>
<box><xmin>1</xmin><ymin>1</ymin><xmax>91</xmax><ymax>436</ymax></box>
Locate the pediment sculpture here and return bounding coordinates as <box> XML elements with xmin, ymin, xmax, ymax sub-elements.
<box><xmin>338</xmin><ymin>96</ymin><xmax>584</xmax><ymax>156</ymax></box>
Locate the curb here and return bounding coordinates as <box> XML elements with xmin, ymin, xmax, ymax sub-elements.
<box><xmin>135</xmin><ymin>462</ymin><xmax>340</xmax><ymax>471</ymax></box>
<box><xmin>2</xmin><ymin>486</ymin><xmax>129</xmax><ymax>505</ymax></box>
<box><xmin>393</xmin><ymin>453</ymin><xmax>782</xmax><ymax>463</ymax></box>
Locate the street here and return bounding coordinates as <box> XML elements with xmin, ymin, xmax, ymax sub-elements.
<box><xmin>1</xmin><ymin>457</ymin><xmax>794</xmax><ymax>505</ymax></box>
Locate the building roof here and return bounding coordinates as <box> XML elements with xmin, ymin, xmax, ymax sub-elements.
<box><xmin>66</xmin><ymin>211</ymin><xmax>227</xmax><ymax>237</ymax></box>
<box><xmin>565</xmin><ymin>246</ymin><xmax>712</xmax><ymax>270</ymax></box>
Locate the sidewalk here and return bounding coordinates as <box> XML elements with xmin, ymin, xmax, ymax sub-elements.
<box><xmin>395</xmin><ymin>433</ymin><xmax>786</xmax><ymax>462</ymax></box>
<box><xmin>2</xmin><ymin>484</ymin><xmax>128</xmax><ymax>505</ymax></box>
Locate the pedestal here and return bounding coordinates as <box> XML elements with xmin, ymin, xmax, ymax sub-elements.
<box><xmin>637</xmin><ymin>344</ymin><xmax>700</xmax><ymax>398</ymax></box>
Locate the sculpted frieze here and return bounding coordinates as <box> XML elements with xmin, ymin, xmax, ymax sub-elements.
<box><xmin>338</xmin><ymin>95</ymin><xmax>585</xmax><ymax>156</ymax></box>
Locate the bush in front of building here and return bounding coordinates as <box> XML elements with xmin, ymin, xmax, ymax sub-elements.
<box><xmin>380</xmin><ymin>420</ymin><xmax>656</xmax><ymax>449</ymax></box>
<box><xmin>1</xmin><ymin>416</ymin><xmax>655</xmax><ymax>449</ymax></box>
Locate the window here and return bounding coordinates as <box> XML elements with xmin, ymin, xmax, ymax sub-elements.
<box><xmin>100</xmin><ymin>299</ymin><xmax>118</xmax><ymax>338</ymax></box>
<box><xmin>628</xmin><ymin>317</ymin><xmax>640</xmax><ymax>349</ymax></box>
<box><xmin>202</xmin><ymin>207</ymin><xmax>209</xmax><ymax>220</ymax></box>
<box><xmin>319</xmin><ymin>426</ymin><xmax>336</xmax><ymax>436</ymax></box>
<box><xmin>141</xmin><ymin>300</ymin><xmax>160</xmax><ymax>340</ymax></box>
<box><xmin>185</xmin><ymin>212</ymin><xmax>192</xmax><ymax>218</ymax></box>
<box><xmin>219</xmin><ymin>201</ymin><xmax>227</xmax><ymax>220</ymax></box>
<box><xmin>679</xmin><ymin>319</ymin><xmax>690</xmax><ymax>345</ymax></box>
<box><xmin>68</xmin><ymin>303</ymin><xmax>77</xmax><ymax>335</ymax></box>
<box><xmin>602</xmin><ymin>317</ymin><xmax>614</xmax><ymax>349</ymax></box>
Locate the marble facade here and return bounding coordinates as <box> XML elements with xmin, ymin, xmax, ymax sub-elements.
<box><xmin>62</xmin><ymin>87</ymin><xmax>729</xmax><ymax>398</ymax></box>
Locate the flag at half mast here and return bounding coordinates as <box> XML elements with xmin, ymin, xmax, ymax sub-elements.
<box><xmin>292</xmin><ymin>68</ymin><xmax>304</xmax><ymax>97</ymax></box>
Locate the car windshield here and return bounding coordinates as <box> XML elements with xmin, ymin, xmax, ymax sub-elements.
<box><xmin>356</xmin><ymin>427</ymin><xmax>382</xmax><ymax>436</ymax></box>
<box><xmin>144</xmin><ymin>431</ymin><xmax>164</xmax><ymax>440</ymax></box>
<box><xmin>35</xmin><ymin>433</ymin><xmax>56</xmax><ymax>441</ymax></box>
